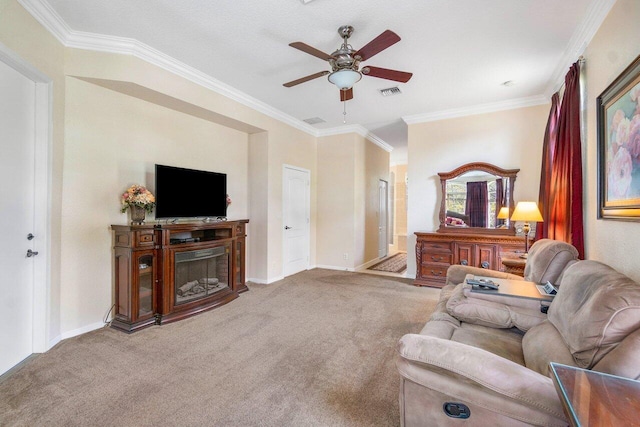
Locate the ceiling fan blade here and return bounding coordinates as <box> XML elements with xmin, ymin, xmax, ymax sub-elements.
<box><xmin>362</xmin><ymin>66</ymin><xmax>413</xmax><ymax>83</ymax></box>
<box><xmin>354</xmin><ymin>30</ymin><xmax>401</xmax><ymax>61</ymax></box>
<box><xmin>289</xmin><ymin>42</ymin><xmax>334</xmax><ymax>61</ymax></box>
<box><xmin>340</xmin><ymin>88</ymin><xmax>353</xmax><ymax>102</ymax></box>
<box><xmin>283</xmin><ymin>71</ymin><xmax>330</xmax><ymax>87</ymax></box>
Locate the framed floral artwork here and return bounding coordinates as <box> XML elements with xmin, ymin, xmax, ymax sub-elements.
<box><xmin>597</xmin><ymin>55</ymin><xmax>640</xmax><ymax>220</ymax></box>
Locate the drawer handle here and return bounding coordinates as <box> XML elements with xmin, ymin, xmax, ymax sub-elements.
<box><xmin>481</xmin><ymin>261</ymin><xmax>490</xmax><ymax>269</ymax></box>
<box><xmin>460</xmin><ymin>259</ymin><xmax>468</xmax><ymax>266</ymax></box>
<box><xmin>430</xmin><ymin>270</ymin><xmax>443</xmax><ymax>276</ymax></box>
<box><xmin>431</xmin><ymin>255</ymin><xmax>443</xmax><ymax>262</ymax></box>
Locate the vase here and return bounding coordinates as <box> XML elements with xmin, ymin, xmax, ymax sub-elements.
<box><xmin>130</xmin><ymin>205</ymin><xmax>146</xmax><ymax>225</ymax></box>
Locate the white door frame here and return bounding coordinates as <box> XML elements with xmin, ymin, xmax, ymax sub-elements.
<box><xmin>282</xmin><ymin>164</ymin><xmax>310</xmax><ymax>276</ymax></box>
<box><xmin>378</xmin><ymin>179</ymin><xmax>389</xmax><ymax>258</ymax></box>
<box><xmin>0</xmin><ymin>42</ymin><xmax>52</xmax><ymax>353</ymax></box>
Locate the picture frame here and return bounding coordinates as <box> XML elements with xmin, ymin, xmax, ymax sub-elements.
<box><xmin>597</xmin><ymin>55</ymin><xmax>640</xmax><ymax>221</ymax></box>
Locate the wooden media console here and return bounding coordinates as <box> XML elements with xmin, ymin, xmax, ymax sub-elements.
<box><xmin>111</xmin><ymin>220</ymin><xmax>248</xmax><ymax>333</ymax></box>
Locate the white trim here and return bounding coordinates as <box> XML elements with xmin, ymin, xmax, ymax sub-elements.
<box><xmin>60</xmin><ymin>321</ymin><xmax>106</xmax><ymax>340</ymax></box>
<box><xmin>18</xmin><ymin>0</ymin><xmax>574</xmax><ymax>138</ymax></box>
<box><xmin>17</xmin><ymin>0</ymin><xmax>318</xmax><ymax>136</ymax></box>
<box><xmin>317</xmin><ymin>124</ymin><xmax>393</xmax><ymax>152</ymax></box>
<box><xmin>402</xmin><ymin>95</ymin><xmax>549</xmax><ymax>124</ymax></box>
<box><xmin>315</xmin><ymin>264</ymin><xmax>356</xmax><ymax>272</ymax></box>
<box><xmin>282</xmin><ymin>165</ymin><xmax>311</xmax><ymax>278</ymax></box>
<box><xmin>247</xmin><ymin>275</ymin><xmax>285</xmax><ymax>285</ymax></box>
<box><xmin>544</xmin><ymin>0</ymin><xmax>617</xmax><ymax>97</ymax></box>
<box><xmin>0</xmin><ymin>42</ymin><xmax>53</xmax><ymax>354</ymax></box>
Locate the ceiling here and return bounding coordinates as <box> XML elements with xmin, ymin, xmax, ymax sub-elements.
<box><xmin>35</xmin><ymin>0</ymin><xmax>607</xmax><ymax>162</ymax></box>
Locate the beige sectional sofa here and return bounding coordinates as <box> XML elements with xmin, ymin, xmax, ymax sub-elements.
<box><xmin>397</xmin><ymin>239</ymin><xmax>640</xmax><ymax>426</ymax></box>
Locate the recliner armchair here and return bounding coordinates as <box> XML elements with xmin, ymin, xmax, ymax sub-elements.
<box><xmin>397</xmin><ymin>240</ymin><xmax>640</xmax><ymax>426</ymax></box>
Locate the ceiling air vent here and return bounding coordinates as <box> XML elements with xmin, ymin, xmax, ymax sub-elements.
<box><xmin>303</xmin><ymin>117</ymin><xmax>326</xmax><ymax>125</ymax></box>
<box><xmin>379</xmin><ymin>87</ymin><xmax>402</xmax><ymax>97</ymax></box>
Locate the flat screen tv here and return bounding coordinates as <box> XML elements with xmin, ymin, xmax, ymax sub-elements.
<box><xmin>155</xmin><ymin>164</ymin><xmax>227</xmax><ymax>219</ymax></box>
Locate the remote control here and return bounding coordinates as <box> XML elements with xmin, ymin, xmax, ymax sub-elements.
<box><xmin>466</xmin><ymin>279</ymin><xmax>499</xmax><ymax>290</ymax></box>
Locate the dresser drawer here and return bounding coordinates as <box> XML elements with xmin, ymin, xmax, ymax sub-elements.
<box><xmin>421</xmin><ymin>242</ymin><xmax>452</xmax><ymax>253</ymax></box>
<box><xmin>422</xmin><ymin>252</ymin><xmax>452</xmax><ymax>264</ymax></box>
<box><xmin>420</xmin><ymin>264</ymin><xmax>448</xmax><ymax>281</ymax></box>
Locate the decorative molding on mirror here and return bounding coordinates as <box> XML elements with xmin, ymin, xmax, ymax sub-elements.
<box><xmin>437</xmin><ymin>162</ymin><xmax>519</xmax><ymax>236</ymax></box>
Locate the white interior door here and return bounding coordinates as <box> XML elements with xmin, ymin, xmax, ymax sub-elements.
<box><xmin>0</xmin><ymin>59</ymin><xmax>37</xmax><ymax>375</ymax></box>
<box><xmin>378</xmin><ymin>179</ymin><xmax>388</xmax><ymax>258</ymax></box>
<box><xmin>283</xmin><ymin>166</ymin><xmax>310</xmax><ymax>277</ymax></box>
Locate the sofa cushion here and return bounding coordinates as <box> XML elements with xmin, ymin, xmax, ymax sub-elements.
<box><xmin>547</xmin><ymin>260</ymin><xmax>640</xmax><ymax>369</ymax></box>
<box><xmin>523</xmin><ymin>238</ymin><xmax>579</xmax><ymax>284</ymax></box>
<box><xmin>522</xmin><ymin>320</ymin><xmax>578</xmax><ymax>375</ymax></box>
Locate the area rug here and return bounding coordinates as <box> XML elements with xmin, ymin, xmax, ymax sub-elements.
<box><xmin>0</xmin><ymin>269</ymin><xmax>439</xmax><ymax>427</ymax></box>
<box><xmin>368</xmin><ymin>253</ymin><xmax>407</xmax><ymax>273</ymax></box>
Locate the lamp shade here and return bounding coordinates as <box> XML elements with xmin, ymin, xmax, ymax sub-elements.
<box><xmin>328</xmin><ymin>69</ymin><xmax>362</xmax><ymax>89</ymax></box>
<box><xmin>510</xmin><ymin>201</ymin><xmax>543</xmax><ymax>222</ymax></box>
<box><xmin>497</xmin><ymin>207</ymin><xmax>510</xmax><ymax>220</ymax></box>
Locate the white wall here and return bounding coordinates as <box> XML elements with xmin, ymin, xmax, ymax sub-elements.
<box><xmin>582</xmin><ymin>0</ymin><xmax>640</xmax><ymax>282</ymax></box>
<box><xmin>406</xmin><ymin>104</ymin><xmax>550</xmax><ymax>278</ymax></box>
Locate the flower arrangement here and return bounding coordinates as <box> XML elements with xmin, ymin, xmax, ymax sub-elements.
<box><xmin>120</xmin><ymin>184</ymin><xmax>156</xmax><ymax>213</ymax></box>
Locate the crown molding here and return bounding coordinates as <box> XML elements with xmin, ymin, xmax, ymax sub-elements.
<box><xmin>544</xmin><ymin>0</ymin><xmax>617</xmax><ymax>97</ymax></box>
<box><xmin>317</xmin><ymin>125</ymin><xmax>393</xmax><ymax>152</ymax></box>
<box><xmin>17</xmin><ymin>0</ymin><xmax>319</xmax><ymax>136</ymax></box>
<box><xmin>402</xmin><ymin>95</ymin><xmax>549</xmax><ymax>124</ymax></box>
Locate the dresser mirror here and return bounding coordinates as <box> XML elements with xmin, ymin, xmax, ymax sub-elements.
<box><xmin>437</xmin><ymin>162</ymin><xmax>519</xmax><ymax>235</ymax></box>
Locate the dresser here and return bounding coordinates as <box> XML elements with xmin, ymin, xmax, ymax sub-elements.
<box><xmin>414</xmin><ymin>232</ymin><xmax>529</xmax><ymax>288</ymax></box>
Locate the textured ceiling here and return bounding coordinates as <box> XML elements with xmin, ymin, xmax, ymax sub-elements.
<box><xmin>42</xmin><ymin>0</ymin><xmax>604</xmax><ymax>161</ymax></box>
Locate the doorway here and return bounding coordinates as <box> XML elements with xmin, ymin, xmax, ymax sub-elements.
<box><xmin>378</xmin><ymin>179</ymin><xmax>389</xmax><ymax>258</ymax></box>
<box><xmin>0</xmin><ymin>45</ymin><xmax>51</xmax><ymax>376</ymax></box>
<box><xmin>282</xmin><ymin>165</ymin><xmax>310</xmax><ymax>277</ymax></box>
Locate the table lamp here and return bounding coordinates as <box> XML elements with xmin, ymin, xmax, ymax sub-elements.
<box><xmin>497</xmin><ymin>206</ymin><xmax>510</xmax><ymax>228</ymax></box>
<box><xmin>510</xmin><ymin>201</ymin><xmax>543</xmax><ymax>257</ymax></box>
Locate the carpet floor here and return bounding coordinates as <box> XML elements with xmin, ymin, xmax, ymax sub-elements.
<box><xmin>0</xmin><ymin>269</ymin><xmax>439</xmax><ymax>427</ymax></box>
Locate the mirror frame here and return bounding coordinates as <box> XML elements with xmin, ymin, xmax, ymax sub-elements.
<box><xmin>437</xmin><ymin>162</ymin><xmax>520</xmax><ymax>235</ymax></box>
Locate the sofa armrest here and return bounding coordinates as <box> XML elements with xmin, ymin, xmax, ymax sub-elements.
<box><xmin>397</xmin><ymin>334</ymin><xmax>566</xmax><ymax>425</ymax></box>
<box><xmin>446</xmin><ymin>265</ymin><xmax>523</xmax><ymax>286</ymax></box>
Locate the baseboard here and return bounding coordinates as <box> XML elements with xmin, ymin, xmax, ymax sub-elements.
<box><xmin>60</xmin><ymin>321</ymin><xmax>106</xmax><ymax>341</ymax></box>
<box><xmin>355</xmin><ymin>257</ymin><xmax>386</xmax><ymax>271</ymax></box>
<box><xmin>315</xmin><ymin>264</ymin><xmax>355</xmax><ymax>272</ymax></box>
<box><xmin>48</xmin><ymin>335</ymin><xmax>62</xmax><ymax>350</ymax></box>
<box><xmin>247</xmin><ymin>275</ymin><xmax>284</xmax><ymax>285</ymax></box>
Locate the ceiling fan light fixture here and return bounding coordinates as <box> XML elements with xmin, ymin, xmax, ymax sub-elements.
<box><xmin>328</xmin><ymin>69</ymin><xmax>362</xmax><ymax>90</ymax></box>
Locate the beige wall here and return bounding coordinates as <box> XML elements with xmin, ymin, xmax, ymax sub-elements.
<box><xmin>0</xmin><ymin>0</ymin><xmax>66</xmax><ymax>344</ymax></box>
<box><xmin>1</xmin><ymin>0</ymin><xmax>323</xmax><ymax>337</ymax></box>
<box><xmin>316</xmin><ymin>133</ymin><xmax>390</xmax><ymax>269</ymax></box>
<box><xmin>406</xmin><ymin>104</ymin><xmax>550</xmax><ymax>277</ymax></box>
<box><xmin>61</xmin><ymin>77</ymin><xmax>250</xmax><ymax>332</ymax></box>
<box><xmin>317</xmin><ymin>134</ymin><xmax>357</xmax><ymax>269</ymax></box>
<box><xmin>360</xmin><ymin>135</ymin><xmax>391</xmax><ymax>265</ymax></box>
<box><xmin>391</xmin><ymin>164</ymin><xmax>408</xmax><ymax>253</ymax></box>
<box><xmin>582</xmin><ymin>0</ymin><xmax>640</xmax><ymax>282</ymax></box>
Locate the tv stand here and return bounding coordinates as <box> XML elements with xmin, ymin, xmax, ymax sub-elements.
<box><xmin>111</xmin><ymin>219</ymin><xmax>249</xmax><ymax>333</ymax></box>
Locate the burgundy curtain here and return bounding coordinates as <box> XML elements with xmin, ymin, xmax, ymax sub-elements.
<box><xmin>495</xmin><ymin>178</ymin><xmax>504</xmax><ymax>221</ymax></box>
<box><xmin>466</xmin><ymin>181</ymin><xmax>488</xmax><ymax>227</ymax></box>
<box><xmin>537</xmin><ymin>62</ymin><xmax>584</xmax><ymax>258</ymax></box>
<box><xmin>536</xmin><ymin>93</ymin><xmax>560</xmax><ymax>240</ymax></box>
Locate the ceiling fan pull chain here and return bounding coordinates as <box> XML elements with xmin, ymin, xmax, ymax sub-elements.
<box><xmin>343</xmin><ymin>100</ymin><xmax>347</xmax><ymax>124</ymax></box>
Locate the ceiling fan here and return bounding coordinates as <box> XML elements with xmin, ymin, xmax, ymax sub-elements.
<box><xmin>283</xmin><ymin>25</ymin><xmax>413</xmax><ymax>102</ymax></box>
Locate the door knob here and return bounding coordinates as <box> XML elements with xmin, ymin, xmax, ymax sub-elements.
<box><xmin>27</xmin><ymin>249</ymin><xmax>39</xmax><ymax>257</ymax></box>
<box><xmin>284</xmin><ymin>226</ymin><xmax>291</xmax><ymax>230</ymax></box>
<box><xmin>27</xmin><ymin>233</ymin><xmax>35</xmax><ymax>240</ymax></box>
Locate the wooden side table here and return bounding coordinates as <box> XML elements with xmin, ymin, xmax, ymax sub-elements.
<box><xmin>550</xmin><ymin>362</ymin><xmax>640</xmax><ymax>426</ymax></box>
<box><xmin>501</xmin><ymin>257</ymin><xmax>526</xmax><ymax>277</ymax></box>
